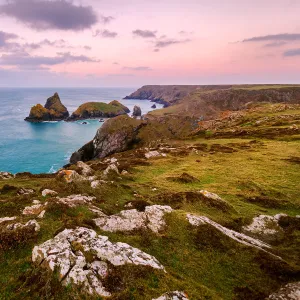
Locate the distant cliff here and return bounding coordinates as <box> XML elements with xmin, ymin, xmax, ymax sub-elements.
<box><xmin>124</xmin><ymin>85</ymin><xmax>214</xmax><ymax>107</ymax></box>
<box><xmin>148</xmin><ymin>85</ymin><xmax>300</xmax><ymax>120</ymax></box>
<box><xmin>25</xmin><ymin>93</ymin><xmax>69</xmax><ymax>122</ymax></box>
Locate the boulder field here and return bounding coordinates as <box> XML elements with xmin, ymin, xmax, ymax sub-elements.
<box><xmin>2</xmin><ymin>86</ymin><xmax>300</xmax><ymax>299</ymax></box>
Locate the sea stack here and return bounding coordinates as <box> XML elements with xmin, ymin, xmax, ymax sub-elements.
<box><xmin>67</xmin><ymin>100</ymin><xmax>129</xmax><ymax>121</ymax></box>
<box><xmin>25</xmin><ymin>93</ymin><xmax>69</xmax><ymax>122</ymax></box>
<box><xmin>133</xmin><ymin>105</ymin><xmax>142</xmax><ymax>117</ymax></box>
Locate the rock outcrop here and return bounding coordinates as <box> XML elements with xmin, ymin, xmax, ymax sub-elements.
<box><xmin>124</xmin><ymin>85</ymin><xmax>205</xmax><ymax>107</ymax></box>
<box><xmin>68</xmin><ymin>101</ymin><xmax>129</xmax><ymax>121</ymax></box>
<box><xmin>94</xmin><ymin>205</ymin><xmax>173</xmax><ymax>233</ymax></box>
<box><xmin>53</xmin><ymin>194</ymin><xmax>96</xmax><ymax>208</ymax></box>
<box><xmin>7</xmin><ymin>219</ymin><xmax>40</xmax><ymax>232</ymax></box>
<box><xmin>187</xmin><ymin>214</ymin><xmax>273</xmax><ymax>253</ymax></box>
<box><xmin>132</xmin><ymin>105</ymin><xmax>142</xmax><ymax>117</ymax></box>
<box><xmin>25</xmin><ymin>93</ymin><xmax>69</xmax><ymax>122</ymax></box>
<box><xmin>32</xmin><ymin>227</ymin><xmax>164</xmax><ymax>297</ymax></box>
<box><xmin>242</xmin><ymin>214</ymin><xmax>287</xmax><ymax>242</ymax></box>
<box><xmin>268</xmin><ymin>282</ymin><xmax>300</xmax><ymax>300</ymax></box>
<box><xmin>151</xmin><ymin>86</ymin><xmax>300</xmax><ymax>120</ymax></box>
<box><xmin>70</xmin><ymin>115</ymin><xmax>143</xmax><ymax>163</ymax></box>
<box><xmin>42</xmin><ymin>189</ymin><xmax>58</xmax><ymax>197</ymax></box>
<box><xmin>153</xmin><ymin>291</ymin><xmax>189</xmax><ymax>300</ymax></box>
<box><xmin>0</xmin><ymin>171</ymin><xmax>14</xmax><ymax>180</ymax></box>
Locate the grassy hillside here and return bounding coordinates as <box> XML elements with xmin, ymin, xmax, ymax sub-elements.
<box><xmin>1</xmin><ymin>103</ymin><xmax>299</xmax><ymax>299</ymax></box>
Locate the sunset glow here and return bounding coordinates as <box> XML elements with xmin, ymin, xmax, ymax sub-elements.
<box><xmin>1</xmin><ymin>0</ymin><xmax>300</xmax><ymax>87</ymax></box>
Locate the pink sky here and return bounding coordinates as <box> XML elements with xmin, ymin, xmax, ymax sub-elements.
<box><xmin>0</xmin><ymin>0</ymin><xmax>300</xmax><ymax>87</ymax></box>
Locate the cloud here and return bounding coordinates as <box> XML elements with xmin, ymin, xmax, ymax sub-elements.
<box><xmin>133</xmin><ymin>29</ymin><xmax>157</xmax><ymax>38</ymax></box>
<box><xmin>99</xmin><ymin>15</ymin><xmax>114</xmax><ymax>24</ymax></box>
<box><xmin>93</xmin><ymin>29</ymin><xmax>118</xmax><ymax>38</ymax></box>
<box><xmin>83</xmin><ymin>46</ymin><xmax>92</xmax><ymax>50</ymax></box>
<box><xmin>179</xmin><ymin>30</ymin><xmax>193</xmax><ymax>36</ymax></box>
<box><xmin>154</xmin><ymin>49</ymin><xmax>160</xmax><ymax>52</ymax></box>
<box><xmin>283</xmin><ymin>48</ymin><xmax>300</xmax><ymax>57</ymax></box>
<box><xmin>0</xmin><ymin>51</ymin><xmax>100</xmax><ymax>67</ymax></box>
<box><xmin>155</xmin><ymin>38</ymin><xmax>190</xmax><ymax>48</ymax></box>
<box><xmin>0</xmin><ymin>31</ymin><xmax>18</xmax><ymax>47</ymax></box>
<box><xmin>263</xmin><ymin>41</ymin><xmax>287</xmax><ymax>48</ymax></box>
<box><xmin>242</xmin><ymin>33</ymin><xmax>300</xmax><ymax>42</ymax></box>
<box><xmin>107</xmin><ymin>73</ymin><xmax>135</xmax><ymax>77</ymax></box>
<box><xmin>0</xmin><ymin>0</ymin><xmax>98</xmax><ymax>31</ymax></box>
<box><xmin>123</xmin><ymin>66</ymin><xmax>152</xmax><ymax>71</ymax></box>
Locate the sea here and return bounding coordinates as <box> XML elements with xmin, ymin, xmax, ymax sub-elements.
<box><xmin>0</xmin><ymin>88</ymin><xmax>163</xmax><ymax>174</ymax></box>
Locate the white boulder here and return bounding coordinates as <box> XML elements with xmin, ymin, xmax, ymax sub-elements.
<box><xmin>77</xmin><ymin>161</ymin><xmax>94</xmax><ymax>176</ymax></box>
<box><xmin>7</xmin><ymin>219</ymin><xmax>40</xmax><ymax>232</ymax></box>
<box><xmin>54</xmin><ymin>194</ymin><xmax>96</xmax><ymax>208</ymax></box>
<box><xmin>0</xmin><ymin>171</ymin><xmax>14</xmax><ymax>180</ymax></box>
<box><xmin>32</xmin><ymin>227</ymin><xmax>164</xmax><ymax>297</ymax></box>
<box><xmin>0</xmin><ymin>216</ymin><xmax>16</xmax><ymax>224</ymax></box>
<box><xmin>153</xmin><ymin>291</ymin><xmax>189</xmax><ymax>300</ymax></box>
<box><xmin>243</xmin><ymin>214</ymin><xmax>287</xmax><ymax>238</ymax></box>
<box><xmin>94</xmin><ymin>205</ymin><xmax>173</xmax><ymax>233</ymax></box>
<box><xmin>268</xmin><ymin>282</ymin><xmax>300</xmax><ymax>300</ymax></box>
<box><xmin>187</xmin><ymin>214</ymin><xmax>273</xmax><ymax>253</ymax></box>
<box><xmin>42</xmin><ymin>189</ymin><xmax>58</xmax><ymax>197</ymax></box>
<box><xmin>145</xmin><ymin>151</ymin><xmax>166</xmax><ymax>159</ymax></box>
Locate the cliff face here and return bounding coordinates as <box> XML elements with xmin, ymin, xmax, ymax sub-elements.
<box><xmin>25</xmin><ymin>93</ymin><xmax>69</xmax><ymax>122</ymax></box>
<box><xmin>70</xmin><ymin>115</ymin><xmax>143</xmax><ymax>163</ymax></box>
<box><xmin>149</xmin><ymin>86</ymin><xmax>300</xmax><ymax>120</ymax></box>
<box><xmin>70</xmin><ymin>114</ymin><xmax>197</xmax><ymax>163</ymax></box>
<box><xmin>68</xmin><ymin>101</ymin><xmax>129</xmax><ymax>121</ymax></box>
<box><xmin>124</xmin><ymin>85</ymin><xmax>206</xmax><ymax>107</ymax></box>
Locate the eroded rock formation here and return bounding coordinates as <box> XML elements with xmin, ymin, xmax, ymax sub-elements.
<box><xmin>32</xmin><ymin>227</ymin><xmax>164</xmax><ymax>297</ymax></box>
<box><xmin>25</xmin><ymin>93</ymin><xmax>69</xmax><ymax>122</ymax></box>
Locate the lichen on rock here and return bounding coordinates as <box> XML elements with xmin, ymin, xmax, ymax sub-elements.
<box><xmin>0</xmin><ymin>171</ymin><xmax>14</xmax><ymax>180</ymax></box>
<box><xmin>94</xmin><ymin>205</ymin><xmax>173</xmax><ymax>233</ymax></box>
<box><xmin>32</xmin><ymin>227</ymin><xmax>164</xmax><ymax>297</ymax></box>
<box><xmin>153</xmin><ymin>291</ymin><xmax>189</xmax><ymax>300</ymax></box>
<box><xmin>268</xmin><ymin>282</ymin><xmax>300</xmax><ymax>300</ymax></box>
<box><xmin>242</xmin><ymin>213</ymin><xmax>287</xmax><ymax>241</ymax></box>
<box><xmin>53</xmin><ymin>194</ymin><xmax>96</xmax><ymax>208</ymax></box>
<box><xmin>187</xmin><ymin>214</ymin><xmax>273</xmax><ymax>253</ymax></box>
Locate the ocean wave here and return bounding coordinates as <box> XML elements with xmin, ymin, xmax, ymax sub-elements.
<box><xmin>64</xmin><ymin>150</ymin><xmax>73</xmax><ymax>161</ymax></box>
<box><xmin>48</xmin><ymin>164</ymin><xmax>58</xmax><ymax>173</ymax></box>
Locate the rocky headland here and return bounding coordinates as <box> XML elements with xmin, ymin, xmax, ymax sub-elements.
<box><xmin>2</xmin><ymin>84</ymin><xmax>300</xmax><ymax>299</ymax></box>
<box><xmin>67</xmin><ymin>100</ymin><xmax>130</xmax><ymax>121</ymax></box>
<box><xmin>124</xmin><ymin>85</ymin><xmax>204</xmax><ymax>107</ymax></box>
<box><xmin>25</xmin><ymin>92</ymin><xmax>69</xmax><ymax>122</ymax></box>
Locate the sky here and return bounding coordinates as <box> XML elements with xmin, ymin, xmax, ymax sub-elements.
<box><xmin>0</xmin><ymin>0</ymin><xmax>300</xmax><ymax>87</ymax></box>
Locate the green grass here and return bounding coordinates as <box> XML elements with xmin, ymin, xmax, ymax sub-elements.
<box><xmin>1</xmin><ymin>105</ymin><xmax>300</xmax><ymax>299</ymax></box>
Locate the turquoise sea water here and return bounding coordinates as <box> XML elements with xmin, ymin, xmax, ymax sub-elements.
<box><xmin>0</xmin><ymin>88</ymin><xmax>163</xmax><ymax>174</ymax></box>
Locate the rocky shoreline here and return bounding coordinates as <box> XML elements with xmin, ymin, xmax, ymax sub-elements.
<box><xmin>3</xmin><ymin>84</ymin><xmax>300</xmax><ymax>299</ymax></box>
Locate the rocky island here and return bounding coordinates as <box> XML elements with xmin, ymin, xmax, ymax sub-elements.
<box><xmin>67</xmin><ymin>100</ymin><xmax>130</xmax><ymax>121</ymax></box>
<box><xmin>25</xmin><ymin>92</ymin><xmax>69</xmax><ymax>122</ymax></box>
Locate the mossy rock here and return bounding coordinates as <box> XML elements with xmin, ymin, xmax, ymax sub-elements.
<box><xmin>25</xmin><ymin>93</ymin><xmax>69</xmax><ymax>122</ymax></box>
<box><xmin>69</xmin><ymin>101</ymin><xmax>129</xmax><ymax>120</ymax></box>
